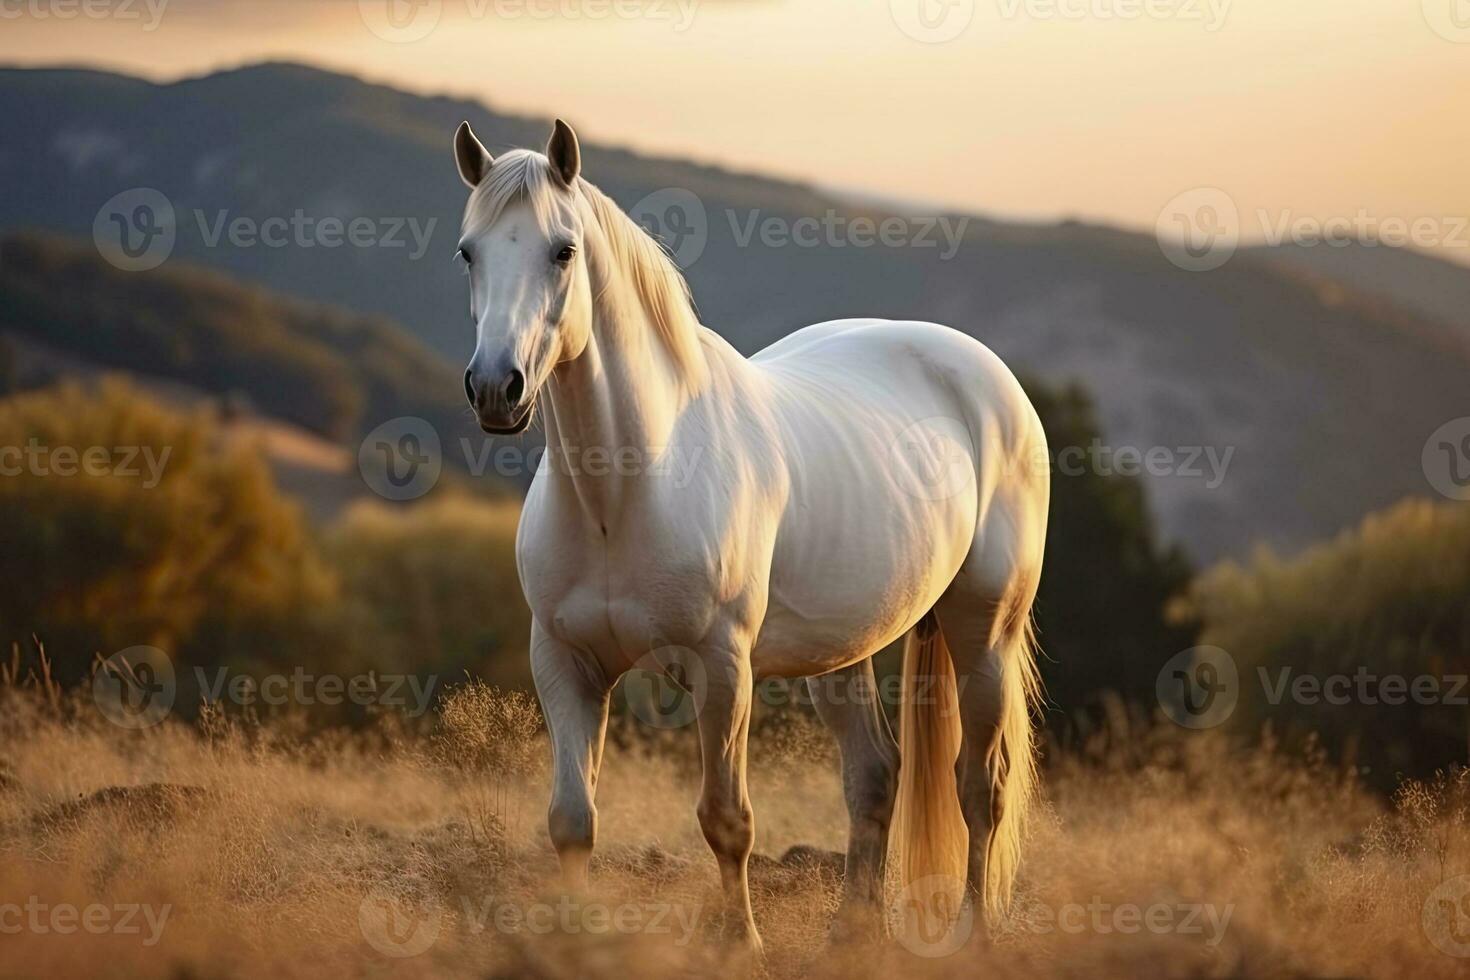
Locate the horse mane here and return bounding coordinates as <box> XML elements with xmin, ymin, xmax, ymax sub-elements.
<box><xmin>462</xmin><ymin>149</ymin><xmax>709</xmax><ymax>389</ymax></box>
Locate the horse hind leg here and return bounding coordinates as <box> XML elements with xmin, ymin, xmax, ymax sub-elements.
<box><xmin>807</xmin><ymin>657</ymin><xmax>899</xmax><ymax>935</ymax></box>
<box><xmin>935</xmin><ymin>578</ymin><xmax>1042</xmax><ymax>920</ymax></box>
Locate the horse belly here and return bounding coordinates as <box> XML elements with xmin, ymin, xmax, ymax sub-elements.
<box><xmin>754</xmin><ymin>482</ymin><xmax>977</xmax><ymax>678</ymax></box>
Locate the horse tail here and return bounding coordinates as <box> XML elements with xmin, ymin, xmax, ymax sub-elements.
<box><xmin>891</xmin><ymin>605</ymin><xmax>1043</xmax><ymax>919</ymax></box>
<box><xmin>985</xmin><ymin>607</ymin><xmax>1042</xmax><ymax>917</ymax></box>
<box><xmin>891</xmin><ymin>611</ymin><xmax>967</xmax><ymax>907</ymax></box>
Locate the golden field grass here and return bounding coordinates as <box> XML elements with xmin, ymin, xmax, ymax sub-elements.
<box><xmin>2</xmin><ymin>680</ymin><xmax>1470</xmax><ymax>980</ymax></box>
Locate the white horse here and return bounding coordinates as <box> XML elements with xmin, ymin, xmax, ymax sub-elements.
<box><xmin>450</xmin><ymin>119</ymin><xmax>1049</xmax><ymax>953</ymax></box>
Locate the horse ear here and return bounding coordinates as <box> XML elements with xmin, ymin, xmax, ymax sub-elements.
<box><xmin>546</xmin><ymin>118</ymin><xmax>581</xmax><ymax>187</ymax></box>
<box><xmin>455</xmin><ymin>121</ymin><xmax>493</xmax><ymax>189</ymax></box>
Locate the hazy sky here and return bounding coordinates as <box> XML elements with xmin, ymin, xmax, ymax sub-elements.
<box><xmin>3</xmin><ymin>0</ymin><xmax>1468</xmax><ymax>259</ymax></box>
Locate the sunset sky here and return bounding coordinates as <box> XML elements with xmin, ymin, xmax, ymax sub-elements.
<box><xmin>3</xmin><ymin>0</ymin><xmax>1467</xmax><ymax>259</ymax></box>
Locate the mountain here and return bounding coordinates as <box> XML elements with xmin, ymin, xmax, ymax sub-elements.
<box><xmin>3</xmin><ymin>61</ymin><xmax>1468</xmax><ymax>562</ymax></box>
<box><xmin>1249</xmin><ymin>241</ymin><xmax>1470</xmax><ymax>336</ymax></box>
<box><xmin>0</xmin><ymin>231</ymin><xmax>464</xmax><ymax>449</ymax></box>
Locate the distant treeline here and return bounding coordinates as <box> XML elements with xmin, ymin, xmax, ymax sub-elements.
<box><xmin>0</xmin><ymin>233</ymin><xmax>466</xmax><ymax>444</ymax></box>
<box><xmin>1181</xmin><ymin>499</ymin><xmax>1470</xmax><ymax>785</ymax></box>
<box><xmin>2</xmin><ymin>357</ymin><xmax>1464</xmax><ymax>784</ymax></box>
<box><xmin>0</xmin><ymin>375</ymin><xmax>1193</xmax><ymax>734</ymax></box>
<box><xmin>0</xmin><ymin>380</ymin><xmax>529</xmax><ymax>709</ymax></box>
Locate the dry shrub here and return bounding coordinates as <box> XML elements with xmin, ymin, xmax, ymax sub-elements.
<box><xmin>2</xmin><ymin>678</ymin><xmax>1469</xmax><ymax>978</ymax></box>
<box><xmin>432</xmin><ymin>680</ymin><xmax>543</xmax><ymax>851</ymax></box>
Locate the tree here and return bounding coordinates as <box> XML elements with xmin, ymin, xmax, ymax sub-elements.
<box><xmin>0</xmin><ymin>379</ymin><xmax>337</xmax><ymax>683</ymax></box>
<box><xmin>1179</xmin><ymin>498</ymin><xmax>1470</xmax><ymax>783</ymax></box>
<box><xmin>1022</xmin><ymin>379</ymin><xmax>1198</xmax><ymax>730</ymax></box>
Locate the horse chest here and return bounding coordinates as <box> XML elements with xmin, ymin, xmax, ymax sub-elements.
<box><xmin>521</xmin><ymin>517</ymin><xmax>739</xmax><ymax>660</ymax></box>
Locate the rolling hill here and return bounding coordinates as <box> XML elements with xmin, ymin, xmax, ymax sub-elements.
<box><xmin>2</xmin><ymin>62</ymin><xmax>1468</xmax><ymax>561</ymax></box>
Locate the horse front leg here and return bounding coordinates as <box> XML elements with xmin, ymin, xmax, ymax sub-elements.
<box><xmin>530</xmin><ymin>622</ymin><xmax>612</xmax><ymax>890</ymax></box>
<box><xmin>694</xmin><ymin>648</ymin><xmax>764</xmax><ymax>956</ymax></box>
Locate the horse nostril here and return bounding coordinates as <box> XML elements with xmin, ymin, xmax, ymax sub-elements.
<box><xmin>505</xmin><ymin>369</ymin><xmax>525</xmax><ymax>408</ymax></box>
<box><xmin>463</xmin><ymin>368</ymin><xmax>476</xmax><ymax>406</ymax></box>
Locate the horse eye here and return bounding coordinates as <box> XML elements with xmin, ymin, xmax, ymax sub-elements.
<box><xmin>455</xmin><ymin>247</ymin><xmax>471</xmax><ymax>267</ymax></box>
<box><xmin>554</xmin><ymin>243</ymin><xmax>577</xmax><ymax>265</ymax></box>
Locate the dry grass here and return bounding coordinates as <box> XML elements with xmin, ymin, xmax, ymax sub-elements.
<box><xmin>2</xmin><ymin>678</ymin><xmax>1469</xmax><ymax>980</ymax></box>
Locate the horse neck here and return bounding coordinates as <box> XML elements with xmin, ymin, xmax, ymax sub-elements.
<box><xmin>541</xmin><ymin>263</ymin><xmax>697</xmax><ymax>519</ymax></box>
